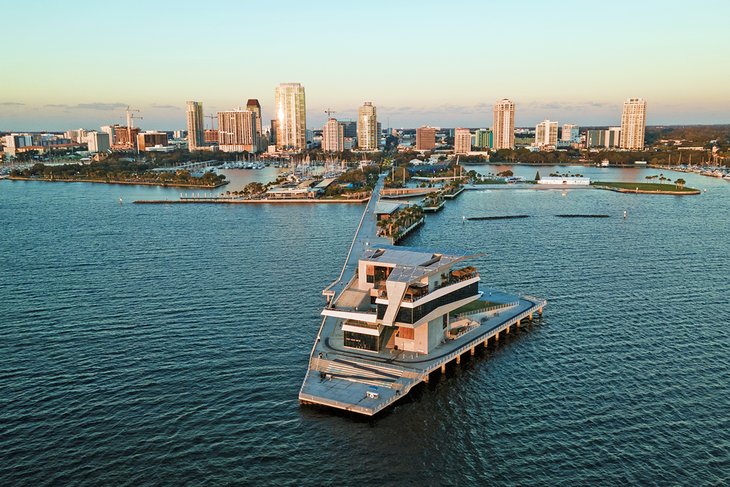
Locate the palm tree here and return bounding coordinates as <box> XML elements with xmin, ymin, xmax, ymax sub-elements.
<box><xmin>675</xmin><ymin>178</ymin><xmax>686</xmax><ymax>189</ymax></box>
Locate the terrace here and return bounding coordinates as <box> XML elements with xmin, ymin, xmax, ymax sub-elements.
<box><xmin>378</xmin><ymin>266</ymin><xmax>479</xmax><ymax>303</ymax></box>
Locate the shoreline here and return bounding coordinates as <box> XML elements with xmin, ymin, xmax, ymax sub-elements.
<box><xmin>7</xmin><ymin>176</ymin><xmax>228</xmax><ymax>189</ymax></box>
<box><xmin>134</xmin><ymin>197</ymin><xmax>369</xmax><ymax>204</ymax></box>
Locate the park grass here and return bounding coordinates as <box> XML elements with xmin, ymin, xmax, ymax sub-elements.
<box><xmin>453</xmin><ymin>299</ymin><xmax>499</xmax><ymax>314</ymax></box>
<box><xmin>592</xmin><ymin>181</ymin><xmax>699</xmax><ymax>193</ymax></box>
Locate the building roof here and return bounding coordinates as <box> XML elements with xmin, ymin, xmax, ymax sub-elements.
<box><xmin>314</xmin><ymin>177</ymin><xmax>337</xmax><ymax>189</ymax></box>
<box><xmin>374</xmin><ymin>201</ymin><xmax>402</xmax><ymax>215</ymax></box>
<box><xmin>362</xmin><ymin>246</ymin><xmax>480</xmax><ymax>282</ymax></box>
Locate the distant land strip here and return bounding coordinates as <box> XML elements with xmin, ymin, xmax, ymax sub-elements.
<box><xmin>8</xmin><ymin>176</ymin><xmax>227</xmax><ymax>189</ymax></box>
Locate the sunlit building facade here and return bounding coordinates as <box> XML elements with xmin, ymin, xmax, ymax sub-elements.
<box><xmin>275</xmin><ymin>83</ymin><xmax>307</xmax><ymax>150</ymax></box>
<box><xmin>620</xmin><ymin>98</ymin><xmax>647</xmax><ymax>150</ymax></box>
<box><xmin>357</xmin><ymin>102</ymin><xmax>377</xmax><ymax>150</ymax></box>
<box><xmin>186</xmin><ymin>101</ymin><xmax>205</xmax><ymax>150</ymax></box>
<box><xmin>493</xmin><ymin>99</ymin><xmax>515</xmax><ymax>150</ymax></box>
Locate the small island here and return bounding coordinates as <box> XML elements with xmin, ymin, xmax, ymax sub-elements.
<box><xmin>592</xmin><ymin>176</ymin><xmax>700</xmax><ymax>195</ymax></box>
<box><xmin>8</xmin><ymin>157</ymin><xmax>228</xmax><ymax>189</ymax></box>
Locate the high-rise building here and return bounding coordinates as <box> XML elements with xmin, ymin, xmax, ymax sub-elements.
<box><xmin>246</xmin><ymin>99</ymin><xmax>262</xmax><ymax>136</ymax></box>
<box><xmin>454</xmin><ymin>128</ymin><xmax>472</xmax><ymax>154</ymax></box>
<box><xmin>415</xmin><ymin>126</ymin><xmax>436</xmax><ymax>151</ymax></box>
<box><xmin>86</xmin><ymin>131</ymin><xmax>110</xmax><ymax>153</ymax></box>
<box><xmin>186</xmin><ymin>101</ymin><xmax>205</xmax><ymax>150</ymax></box>
<box><xmin>561</xmin><ymin>124</ymin><xmax>580</xmax><ymax>143</ymax></box>
<box><xmin>269</xmin><ymin>119</ymin><xmax>278</xmax><ymax>145</ymax></box>
<box><xmin>357</xmin><ymin>101</ymin><xmax>377</xmax><ymax>150</ymax></box>
<box><xmin>473</xmin><ymin>128</ymin><xmax>493</xmax><ymax>149</ymax></box>
<box><xmin>493</xmin><ymin>99</ymin><xmax>515</xmax><ymax>150</ymax></box>
<box><xmin>218</xmin><ymin>110</ymin><xmax>258</xmax><ymax>153</ymax></box>
<box><xmin>274</xmin><ymin>83</ymin><xmax>306</xmax><ymax>150</ymax></box>
<box><xmin>535</xmin><ymin>120</ymin><xmax>559</xmax><ymax>148</ymax></box>
<box><xmin>620</xmin><ymin>98</ymin><xmax>647</xmax><ymax>150</ymax></box>
<box><xmin>322</xmin><ymin>118</ymin><xmax>344</xmax><ymax>152</ymax></box>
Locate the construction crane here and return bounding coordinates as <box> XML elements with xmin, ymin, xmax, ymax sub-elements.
<box><xmin>324</xmin><ymin>108</ymin><xmax>337</xmax><ymax>119</ymax></box>
<box><xmin>205</xmin><ymin>114</ymin><xmax>217</xmax><ymax>130</ymax></box>
<box><xmin>123</xmin><ymin>106</ymin><xmax>143</xmax><ymax>152</ymax></box>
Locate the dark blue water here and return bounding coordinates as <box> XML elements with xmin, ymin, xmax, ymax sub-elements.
<box><xmin>1</xmin><ymin>167</ymin><xmax>728</xmax><ymax>485</ymax></box>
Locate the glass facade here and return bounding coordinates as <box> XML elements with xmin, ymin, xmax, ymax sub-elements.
<box><xmin>344</xmin><ymin>331</ymin><xmax>380</xmax><ymax>351</ymax></box>
<box><xmin>396</xmin><ymin>282</ymin><xmax>478</xmax><ymax>324</ymax></box>
<box><xmin>377</xmin><ymin>282</ymin><xmax>478</xmax><ymax>324</ymax></box>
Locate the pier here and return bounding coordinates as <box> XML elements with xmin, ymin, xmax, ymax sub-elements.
<box><xmin>299</xmin><ymin>175</ymin><xmax>546</xmax><ymax>416</ymax></box>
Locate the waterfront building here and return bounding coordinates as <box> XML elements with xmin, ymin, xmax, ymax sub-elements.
<box><xmin>416</xmin><ymin>126</ymin><xmax>436</xmax><ymax>151</ymax></box>
<box><xmin>322</xmin><ymin>247</ymin><xmax>483</xmax><ymax>354</ymax></box>
<box><xmin>493</xmin><ymin>99</ymin><xmax>515</xmax><ymax>149</ymax></box>
<box><xmin>454</xmin><ymin>128</ymin><xmax>472</xmax><ymax>154</ymax></box>
<box><xmin>562</xmin><ymin>124</ymin><xmax>580</xmax><ymax>143</ymax></box>
<box><xmin>137</xmin><ymin>131</ymin><xmax>169</xmax><ymax>152</ymax></box>
<box><xmin>186</xmin><ymin>101</ymin><xmax>205</xmax><ymax>151</ymax></box>
<box><xmin>620</xmin><ymin>98</ymin><xmax>647</xmax><ymax>150</ymax></box>
<box><xmin>275</xmin><ymin>82</ymin><xmax>307</xmax><ymax>150</ymax></box>
<box><xmin>537</xmin><ymin>176</ymin><xmax>590</xmax><ymax>185</ymax></box>
<box><xmin>473</xmin><ymin>128</ymin><xmax>493</xmax><ymax>149</ymax></box>
<box><xmin>322</xmin><ymin>118</ymin><xmax>344</xmax><ymax>152</ymax></box>
<box><xmin>357</xmin><ymin>102</ymin><xmax>378</xmax><ymax>150</ymax></box>
<box><xmin>535</xmin><ymin>120</ymin><xmax>559</xmax><ymax>148</ymax></box>
<box><xmin>86</xmin><ymin>131</ymin><xmax>110</xmax><ymax>153</ymax></box>
<box><xmin>218</xmin><ymin>109</ymin><xmax>258</xmax><ymax>153</ymax></box>
<box><xmin>101</xmin><ymin>125</ymin><xmax>118</xmax><ymax>146</ymax></box>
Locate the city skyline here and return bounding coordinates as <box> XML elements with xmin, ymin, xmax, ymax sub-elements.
<box><xmin>1</xmin><ymin>0</ymin><xmax>729</xmax><ymax>131</ymax></box>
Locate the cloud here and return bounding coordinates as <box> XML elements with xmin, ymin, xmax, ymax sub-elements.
<box><xmin>44</xmin><ymin>103</ymin><xmax>70</xmax><ymax>108</ymax></box>
<box><xmin>74</xmin><ymin>102</ymin><xmax>128</xmax><ymax>111</ymax></box>
<box><xmin>0</xmin><ymin>102</ymin><xmax>25</xmax><ymax>106</ymax></box>
<box><xmin>522</xmin><ymin>100</ymin><xmax>617</xmax><ymax>111</ymax></box>
<box><xmin>150</xmin><ymin>104</ymin><xmax>182</xmax><ymax>110</ymax></box>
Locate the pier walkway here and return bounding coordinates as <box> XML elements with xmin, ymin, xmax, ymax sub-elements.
<box><xmin>299</xmin><ymin>175</ymin><xmax>546</xmax><ymax>416</ymax></box>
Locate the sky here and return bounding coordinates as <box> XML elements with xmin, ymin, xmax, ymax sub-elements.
<box><xmin>1</xmin><ymin>0</ymin><xmax>729</xmax><ymax>131</ymax></box>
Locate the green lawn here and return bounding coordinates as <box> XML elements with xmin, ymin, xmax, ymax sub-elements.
<box><xmin>453</xmin><ymin>299</ymin><xmax>499</xmax><ymax>314</ymax></box>
<box><xmin>592</xmin><ymin>181</ymin><xmax>698</xmax><ymax>192</ymax></box>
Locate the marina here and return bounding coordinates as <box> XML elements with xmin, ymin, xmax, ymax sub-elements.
<box><xmin>299</xmin><ymin>176</ymin><xmax>546</xmax><ymax>416</ymax></box>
